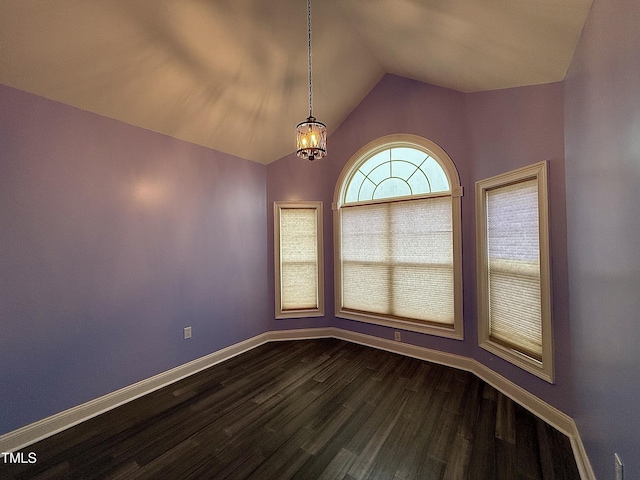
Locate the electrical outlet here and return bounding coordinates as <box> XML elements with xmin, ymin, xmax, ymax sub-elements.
<box><xmin>183</xmin><ymin>326</ymin><xmax>192</xmax><ymax>339</ymax></box>
<box><xmin>394</xmin><ymin>331</ymin><xmax>401</xmax><ymax>342</ymax></box>
<box><xmin>615</xmin><ymin>453</ymin><xmax>623</xmax><ymax>480</ymax></box>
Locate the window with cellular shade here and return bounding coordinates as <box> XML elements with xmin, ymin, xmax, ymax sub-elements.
<box><xmin>334</xmin><ymin>134</ymin><xmax>464</xmax><ymax>339</ymax></box>
<box><xmin>274</xmin><ymin>202</ymin><xmax>324</xmax><ymax>318</ymax></box>
<box><xmin>476</xmin><ymin>161</ymin><xmax>553</xmax><ymax>382</ymax></box>
<box><xmin>341</xmin><ymin>197</ymin><xmax>454</xmax><ymax>325</ymax></box>
<box><xmin>486</xmin><ymin>179</ymin><xmax>542</xmax><ymax>360</ymax></box>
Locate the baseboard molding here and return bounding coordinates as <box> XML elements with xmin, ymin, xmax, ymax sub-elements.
<box><xmin>0</xmin><ymin>332</ymin><xmax>274</xmax><ymax>454</ymax></box>
<box><xmin>315</xmin><ymin>328</ymin><xmax>596</xmax><ymax>480</ymax></box>
<box><xmin>0</xmin><ymin>326</ymin><xmax>595</xmax><ymax>480</ymax></box>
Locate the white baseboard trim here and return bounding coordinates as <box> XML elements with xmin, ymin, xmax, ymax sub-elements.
<box><xmin>0</xmin><ymin>326</ymin><xmax>595</xmax><ymax>480</ymax></box>
<box><xmin>0</xmin><ymin>332</ymin><xmax>274</xmax><ymax>454</ymax></box>
<box><xmin>569</xmin><ymin>433</ymin><xmax>596</xmax><ymax>480</ymax></box>
<box><xmin>313</xmin><ymin>328</ymin><xmax>596</xmax><ymax>480</ymax></box>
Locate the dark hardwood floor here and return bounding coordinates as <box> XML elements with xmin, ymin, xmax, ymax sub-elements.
<box><xmin>1</xmin><ymin>338</ymin><xmax>580</xmax><ymax>479</ymax></box>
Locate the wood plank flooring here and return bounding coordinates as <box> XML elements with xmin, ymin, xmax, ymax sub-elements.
<box><xmin>0</xmin><ymin>338</ymin><xmax>580</xmax><ymax>479</ymax></box>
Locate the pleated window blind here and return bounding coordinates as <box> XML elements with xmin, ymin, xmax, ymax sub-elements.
<box><xmin>275</xmin><ymin>203</ymin><xmax>324</xmax><ymax>318</ymax></box>
<box><xmin>486</xmin><ymin>180</ymin><xmax>542</xmax><ymax>360</ymax></box>
<box><xmin>341</xmin><ymin>196</ymin><xmax>455</xmax><ymax>326</ymax></box>
<box><xmin>476</xmin><ymin>161</ymin><xmax>552</xmax><ymax>382</ymax></box>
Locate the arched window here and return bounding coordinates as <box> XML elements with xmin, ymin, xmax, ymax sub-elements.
<box><xmin>334</xmin><ymin>134</ymin><xmax>463</xmax><ymax>338</ymax></box>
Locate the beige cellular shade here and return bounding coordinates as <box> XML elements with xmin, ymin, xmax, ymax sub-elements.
<box><xmin>279</xmin><ymin>207</ymin><xmax>319</xmax><ymax>311</ymax></box>
<box><xmin>341</xmin><ymin>196</ymin><xmax>454</xmax><ymax>325</ymax></box>
<box><xmin>486</xmin><ymin>179</ymin><xmax>542</xmax><ymax>360</ymax></box>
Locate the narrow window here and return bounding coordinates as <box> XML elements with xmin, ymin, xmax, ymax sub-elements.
<box><xmin>274</xmin><ymin>202</ymin><xmax>324</xmax><ymax>318</ymax></box>
<box><xmin>476</xmin><ymin>162</ymin><xmax>553</xmax><ymax>382</ymax></box>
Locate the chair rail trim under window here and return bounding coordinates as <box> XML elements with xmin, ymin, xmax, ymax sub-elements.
<box><xmin>475</xmin><ymin>161</ymin><xmax>554</xmax><ymax>382</ymax></box>
<box><xmin>274</xmin><ymin>201</ymin><xmax>324</xmax><ymax>319</ymax></box>
<box><xmin>333</xmin><ymin>134</ymin><xmax>463</xmax><ymax>339</ymax></box>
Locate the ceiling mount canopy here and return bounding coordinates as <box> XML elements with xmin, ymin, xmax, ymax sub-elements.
<box><xmin>296</xmin><ymin>0</ymin><xmax>327</xmax><ymax>162</ymax></box>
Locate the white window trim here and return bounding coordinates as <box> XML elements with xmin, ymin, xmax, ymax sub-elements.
<box><xmin>274</xmin><ymin>201</ymin><xmax>325</xmax><ymax>319</ymax></box>
<box><xmin>333</xmin><ymin>134</ymin><xmax>464</xmax><ymax>339</ymax></box>
<box><xmin>475</xmin><ymin>161</ymin><xmax>554</xmax><ymax>383</ymax></box>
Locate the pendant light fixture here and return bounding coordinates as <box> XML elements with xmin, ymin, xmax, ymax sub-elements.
<box><xmin>296</xmin><ymin>0</ymin><xmax>326</xmax><ymax>161</ymax></box>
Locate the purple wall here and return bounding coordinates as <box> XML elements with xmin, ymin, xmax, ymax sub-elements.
<box><xmin>466</xmin><ymin>83</ymin><xmax>573</xmax><ymax>413</ymax></box>
<box><xmin>564</xmin><ymin>0</ymin><xmax>640</xmax><ymax>477</ymax></box>
<box><xmin>267</xmin><ymin>76</ymin><xmax>472</xmax><ymax>358</ymax></box>
<box><xmin>0</xmin><ymin>85</ymin><xmax>270</xmax><ymax>434</ymax></box>
<box><xmin>267</xmin><ymin>75</ymin><xmax>573</xmax><ymax>413</ymax></box>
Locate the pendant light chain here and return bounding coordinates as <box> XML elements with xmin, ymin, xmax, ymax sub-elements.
<box><xmin>307</xmin><ymin>0</ymin><xmax>313</xmax><ymax>118</ymax></box>
<box><xmin>295</xmin><ymin>0</ymin><xmax>326</xmax><ymax>161</ymax></box>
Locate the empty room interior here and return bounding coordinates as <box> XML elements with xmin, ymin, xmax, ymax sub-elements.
<box><xmin>1</xmin><ymin>0</ymin><xmax>639</xmax><ymax>479</ymax></box>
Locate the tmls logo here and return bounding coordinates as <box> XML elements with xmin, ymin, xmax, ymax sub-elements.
<box><xmin>2</xmin><ymin>452</ymin><xmax>37</xmax><ymax>464</ymax></box>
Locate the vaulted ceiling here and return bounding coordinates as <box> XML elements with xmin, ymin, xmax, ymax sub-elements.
<box><xmin>0</xmin><ymin>0</ymin><xmax>592</xmax><ymax>164</ymax></box>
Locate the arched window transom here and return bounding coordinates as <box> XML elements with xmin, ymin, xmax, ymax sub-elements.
<box><xmin>344</xmin><ymin>147</ymin><xmax>450</xmax><ymax>203</ymax></box>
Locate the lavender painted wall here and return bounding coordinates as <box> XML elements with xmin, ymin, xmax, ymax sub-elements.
<box><xmin>466</xmin><ymin>82</ymin><xmax>573</xmax><ymax>413</ymax></box>
<box><xmin>267</xmin><ymin>74</ymin><xmax>573</xmax><ymax>414</ymax></box>
<box><xmin>267</xmin><ymin>76</ymin><xmax>473</xmax><ymax>359</ymax></box>
<box><xmin>0</xmin><ymin>85</ymin><xmax>270</xmax><ymax>434</ymax></box>
<box><xmin>564</xmin><ymin>0</ymin><xmax>640</xmax><ymax>477</ymax></box>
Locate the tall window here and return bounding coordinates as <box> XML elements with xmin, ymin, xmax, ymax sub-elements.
<box><xmin>334</xmin><ymin>134</ymin><xmax>463</xmax><ymax>339</ymax></box>
<box><xmin>476</xmin><ymin>161</ymin><xmax>553</xmax><ymax>382</ymax></box>
<box><xmin>274</xmin><ymin>202</ymin><xmax>324</xmax><ymax>318</ymax></box>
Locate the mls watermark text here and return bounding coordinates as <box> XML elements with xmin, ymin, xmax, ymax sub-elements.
<box><xmin>2</xmin><ymin>451</ymin><xmax>37</xmax><ymax>464</ymax></box>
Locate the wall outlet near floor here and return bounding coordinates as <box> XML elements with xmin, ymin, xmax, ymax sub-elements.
<box><xmin>394</xmin><ymin>331</ymin><xmax>401</xmax><ymax>342</ymax></box>
<box><xmin>183</xmin><ymin>326</ymin><xmax>192</xmax><ymax>339</ymax></box>
<box><xmin>615</xmin><ymin>453</ymin><xmax>623</xmax><ymax>480</ymax></box>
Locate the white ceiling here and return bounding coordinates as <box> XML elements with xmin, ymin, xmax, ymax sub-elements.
<box><xmin>0</xmin><ymin>0</ymin><xmax>592</xmax><ymax>164</ymax></box>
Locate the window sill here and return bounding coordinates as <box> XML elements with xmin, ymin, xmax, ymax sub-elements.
<box><xmin>276</xmin><ymin>308</ymin><xmax>325</xmax><ymax>320</ymax></box>
<box><xmin>479</xmin><ymin>339</ymin><xmax>554</xmax><ymax>383</ymax></box>
<box><xmin>336</xmin><ymin>308</ymin><xmax>463</xmax><ymax>340</ymax></box>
